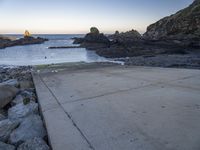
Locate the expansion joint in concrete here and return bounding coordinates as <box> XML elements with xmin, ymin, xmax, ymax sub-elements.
<box><xmin>39</xmin><ymin>74</ymin><xmax>95</xmax><ymax>150</ymax></box>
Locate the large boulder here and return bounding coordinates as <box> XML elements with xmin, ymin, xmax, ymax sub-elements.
<box><xmin>17</xmin><ymin>138</ymin><xmax>50</xmax><ymax>150</ymax></box>
<box><xmin>8</xmin><ymin>102</ymin><xmax>38</xmax><ymax>122</ymax></box>
<box><xmin>0</xmin><ymin>141</ymin><xmax>15</xmax><ymax>150</ymax></box>
<box><xmin>144</xmin><ymin>0</ymin><xmax>200</xmax><ymax>47</ymax></box>
<box><xmin>0</xmin><ymin>79</ymin><xmax>19</xmax><ymax>88</ymax></box>
<box><xmin>0</xmin><ymin>119</ymin><xmax>19</xmax><ymax>142</ymax></box>
<box><xmin>0</xmin><ymin>85</ymin><xmax>19</xmax><ymax>108</ymax></box>
<box><xmin>9</xmin><ymin>115</ymin><xmax>47</xmax><ymax>145</ymax></box>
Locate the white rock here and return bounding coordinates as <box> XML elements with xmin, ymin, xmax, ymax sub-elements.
<box><xmin>17</xmin><ymin>137</ymin><xmax>50</xmax><ymax>150</ymax></box>
<box><xmin>9</xmin><ymin>115</ymin><xmax>47</xmax><ymax>145</ymax></box>
<box><xmin>0</xmin><ymin>119</ymin><xmax>19</xmax><ymax>142</ymax></box>
<box><xmin>0</xmin><ymin>85</ymin><xmax>19</xmax><ymax>108</ymax></box>
<box><xmin>8</xmin><ymin>102</ymin><xmax>38</xmax><ymax>122</ymax></box>
<box><xmin>0</xmin><ymin>141</ymin><xmax>15</xmax><ymax>150</ymax></box>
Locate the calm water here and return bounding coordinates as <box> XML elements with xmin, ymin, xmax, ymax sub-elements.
<box><xmin>0</xmin><ymin>34</ymin><xmax>108</xmax><ymax>66</ymax></box>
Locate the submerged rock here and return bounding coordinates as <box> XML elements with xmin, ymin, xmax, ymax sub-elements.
<box><xmin>8</xmin><ymin>102</ymin><xmax>38</xmax><ymax>122</ymax></box>
<box><xmin>0</xmin><ymin>85</ymin><xmax>19</xmax><ymax>108</ymax></box>
<box><xmin>17</xmin><ymin>137</ymin><xmax>50</xmax><ymax>150</ymax></box>
<box><xmin>0</xmin><ymin>141</ymin><xmax>15</xmax><ymax>150</ymax></box>
<box><xmin>9</xmin><ymin>115</ymin><xmax>47</xmax><ymax>145</ymax></box>
<box><xmin>0</xmin><ymin>119</ymin><xmax>19</xmax><ymax>142</ymax></box>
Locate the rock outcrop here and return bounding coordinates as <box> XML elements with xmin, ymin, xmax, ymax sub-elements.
<box><xmin>109</xmin><ymin>29</ymin><xmax>142</xmax><ymax>43</ymax></box>
<box><xmin>144</xmin><ymin>0</ymin><xmax>200</xmax><ymax>47</ymax></box>
<box><xmin>0</xmin><ymin>36</ymin><xmax>48</xmax><ymax>49</ymax></box>
<box><xmin>73</xmin><ymin>27</ymin><xmax>110</xmax><ymax>49</ymax></box>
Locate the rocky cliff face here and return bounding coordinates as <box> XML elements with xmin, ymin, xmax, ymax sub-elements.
<box><xmin>144</xmin><ymin>0</ymin><xmax>200</xmax><ymax>43</ymax></box>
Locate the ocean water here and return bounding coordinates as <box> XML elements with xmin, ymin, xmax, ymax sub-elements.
<box><xmin>0</xmin><ymin>34</ymin><xmax>108</xmax><ymax>66</ymax></box>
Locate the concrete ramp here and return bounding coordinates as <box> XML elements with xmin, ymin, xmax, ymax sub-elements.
<box><xmin>32</xmin><ymin>63</ymin><xmax>200</xmax><ymax>150</ymax></box>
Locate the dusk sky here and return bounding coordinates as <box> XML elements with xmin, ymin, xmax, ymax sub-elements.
<box><xmin>0</xmin><ymin>0</ymin><xmax>193</xmax><ymax>34</ymax></box>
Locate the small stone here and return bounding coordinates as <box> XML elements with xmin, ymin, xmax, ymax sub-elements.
<box><xmin>0</xmin><ymin>85</ymin><xmax>19</xmax><ymax>108</ymax></box>
<box><xmin>0</xmin><ymin>119</ymin><xmax>19</xmax><ymax>142</ymax></box>
<box><xmin>9</xmin><ymin>115</ymin><xmax>47</xmax><ymax>145</ymax></box>
<box><xmin>17</xmin><ymin>137</ymin><xmax>50</xmax><ymax>150</ymax></box>
<box><xmin>8</xmin><ymin>102</ymin><xmax>38</xmax><ymax>122</ymax></box>
<box><xmin>0</xmin><ymin>141</ymin><xmax>15</xmax><ymax>150</ymax></box>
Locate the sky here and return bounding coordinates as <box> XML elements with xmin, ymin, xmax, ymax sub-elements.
<box><xmin>0</xmin><ymin>0</ymin><xmax>193</xmax><ymax>34</ymax></box>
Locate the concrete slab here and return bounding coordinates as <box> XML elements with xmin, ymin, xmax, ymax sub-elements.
<box><xmin>33</xmin><ymin>64</ymin><xmax>200</xmax><ymax>150</ymax></box>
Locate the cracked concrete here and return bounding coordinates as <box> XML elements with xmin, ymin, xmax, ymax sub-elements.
<box><xmin>32</xmin><ymin>63</ymin><xmax>200</xmax><ymax>150</ymax></box>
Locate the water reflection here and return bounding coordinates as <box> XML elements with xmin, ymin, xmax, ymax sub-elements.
<box><xmin>0</xmin><ymin>35</ymin><xmax>107</xmax><ymax>66</ymax></box>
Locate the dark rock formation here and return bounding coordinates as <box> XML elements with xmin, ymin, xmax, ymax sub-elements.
<box><xmin>144</xmin><ymin>0</ymin><xmax>200</xmax><ymax>47</ymax></box>
<box><xmin>109</xmin><ymin>29</ymin><xmax>142</xmax><ymax>43</ymax></box>
<box><xmin>0</xmin><ymin>36</ymin><xmax>48</xmax><ymax>49</ymax></box>
<box><xmin>73</xmin><ymin>27</ymin><xmax>110</xmax><ymax>49</ymax></box>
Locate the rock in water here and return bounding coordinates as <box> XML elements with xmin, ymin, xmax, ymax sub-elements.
<box><xmin>0</xmin><ymin>119</ymin><xmax>19</xmax><ymax>142</ymax></box>
<box><xmin>0</xmin><ymin>114</ymin><xmax>6</xmax><ymax>121</ymax></box>
<box><xmin>73</xmin><ymin>27</ymin><xmax>110</xmax><ymax>45</ymax></box>
<box><xmin>0</xmin><ymin>79</ymin><xmax>19</xmax><ymax>88</ymax></box>
<box><xmin>8</xmin><ymin>102</ymin><xmax>38</xmax><ymax>122</ymax></box>
<box><xmin>144</xmin><ymin>0</ymin><xmax>200</xmax><ymax>46</ymax></box>
<box><xmin>90</xmin><ymin>27</ymin><xmax>100</xmax><ymax>34</ymax></box>
<box><xmin>17</xmin><ymin>138</ymin><xmax>50</xmax><ymax>150</ymax></box>
<box><xmin>0</xmin><ymin>85</ymin><xmax>19</xmax><ymax>108</ymax></box>
<box><xmin>9</xmin><ymin>115</ymin><xmax>47</xmax><ymax>145</ymax></box>
<box><xmin>0</xmin><ymin>141</ymin><xmax>15</xmax><ymax>150</ymax></box>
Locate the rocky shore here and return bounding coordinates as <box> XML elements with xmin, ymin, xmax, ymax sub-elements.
<box><xmin>0</xmin><ymin>36</ymin><xmax>48</xmax><ymax>49</ymax></box>
<box><xmin>72</xmin><ymin>0</ymin><xmax>200</xmax><ymax>69</ymax></box>
<box><xmin>0</xmin><ymin>66</ymin><xmax>50</xmax><ymax>150</ymax></box>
